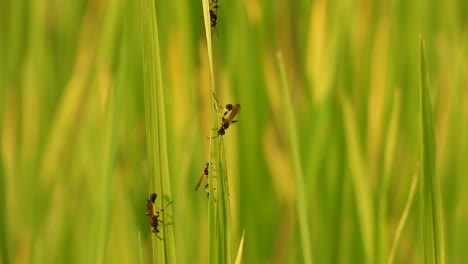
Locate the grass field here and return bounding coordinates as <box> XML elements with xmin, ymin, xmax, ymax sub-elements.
<box><xmin>1</xmin><ymin>0</ymin><xmax>467</xmax><ymax>263</ymax></box>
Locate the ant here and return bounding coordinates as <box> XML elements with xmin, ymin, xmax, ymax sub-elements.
<box><xmin>217</xmin><ymin>104</ymin><xmax>240</xmax><ymax>135</ymax></box>
<box><xmin>194</xmin><ymin>162</ymin><xmax>217</xmax><ymax>201</ymax></box>
<box><xmin>209</xmin><ymin>0</ymin><xmax>219</xmax><ymax>36</ymax></box>
<box><xmin>210</xmin><ymin>93</ymin><xmax>241</xmax><ymax>138</ymax></box>
<box><xmin>194</xmin><ymin>162</ymin><xmax>210</xmax><ymax>191</ymax></box>
<box><xmin>145</xmin><ymin>193</ymin><xmax>173</xmax><ymax>240</ymax></box>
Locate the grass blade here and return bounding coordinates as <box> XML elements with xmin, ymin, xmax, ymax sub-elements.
<box><xmin>388</xmin><ymin>163</ymin><xmax>419</xmax><ymax>264</ymax></box>
<box><xmin>199</xmin><ymin>1</ymin><xmax>230</xmax><ymax>263</ymax></box>
<box><xmin>378</xmin><ymin>90</ymin><xmax>401</xmax><ymax>263</ymax></box>
<box><xmin>0</xmin><ymin>158</ymin><xmax>7</xmax><ymax>264</ymax></box>
<box><xmin>341</xmin><ymin>94</ymin><xmax>375</xmax><ymax>264</ymax></box>
<box><xmin>234</xmin><ymin>230</ymin><xmax>245</xmax><ymax>264</ymax></box>
<box><xmin>276</xmin><ymin>52</ymin><xmax>313</xmax><ymax>264</ymax></box>
<box><xmin>201</xmin><ymin>0</ymin><xmax>215</xmax><ymax>82</ymax></box>
<box><xmin>214</xmin><ymin>138</ymin><xmax>232</xmax><ymax>264</ymax></box>
<box><xmin>418</xmin><ymin>37</ymin><xmax>446</xmax><ymax>264</ymax></box>
<box><xmin>141</xmin><ymin>0</ymin><xmax>177</xmax><ymax>262</ymax></box>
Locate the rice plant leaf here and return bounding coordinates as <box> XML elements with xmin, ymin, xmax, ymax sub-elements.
<box><xmin>234</xmin><ymin>230</ymin><xmax>245</xmax><ymax>264</ymax></box>
<box><xmin>388</xmin><ymin>163</ymin><xmax>419</xmax><ymax>264</ymax></box>
<box><xmin>214</xmin><ymin>138</ymin><xmax>232</xmax><ymax>264</ymax></box>
<box><xmin>418</xmin><ymin>37</ymin><xmax>446</xmax><ymax>264</ymax></box>
<box><xmin>0</xmin><ymin>159</ymin><xmax>7</xmax><ymax>264</ymax></box>
<box><xmin>141</xmin><ymin>0</ymin><xmax>177</xmax><ymax>262</ymax></box>
<box><xmin>341</xmin><ymin>94</ymin><xmax>374</xmax><ymax>264</ymax></box>
<box><xmin>378</xmin><ymin>90</ymin><xmax>401</xmax><ymax>263</ymax></box>
<box><xmin>276</xmin><ymin>52</ymin><xmax>313</xmax><ymax>264</ymax></box>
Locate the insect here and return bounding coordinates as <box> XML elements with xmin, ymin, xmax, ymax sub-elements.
<box><xmin>194</xmin><ymin>162</ymin><xmax>217</xmax><ymax>200</ymax></box>
<box><xmin>145</xmin><ymin>193</ymin><xmax>173</xmax><ymax>240</ymax></box>
<box><xmin>210</xmin><ymin>93</ymin><xmax>241</xmax><ymax>138</ymax></box>
<box><xmin>209</xmin><ymin>0</ymin><xmax>219</xmax><ymax>36</ymax></box>
<box><xmin>217</xmin><ymin>103</ymin><xmax>240</xmax><ymax>136</ymax></box>
<box><xmin>195</xmin><ymin>162</ymin><xmax>210</xmax><ymax>191</ymax></box>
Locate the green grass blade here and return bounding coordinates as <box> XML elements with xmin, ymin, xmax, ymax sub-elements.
<box><xmin>234</xmin><ymin>230</ymin><xmax>245</xmax><ymax>264</ymax></box>
<box><xmin>0</xmin><ymin>81</ymin><xmax>6</xmax><ymax>263</ymax></box>
<box><xmin>94</xmin><ymin>2</ymin><xmax>123</xmax><ymax>260</ymax></box>
<box><xmin>276</xmin><ymin>52</ymin><xmax>313</xmax><ymax>264</ymax></box>
<box><xmin>199</xmin><ymin>1</ymin><xmax>228</xmax><ymax>263</ymax></box>
<box><xmin>388</xmin><ymin>163</ymin><xmax>420</xmax><ymax>264</ymax></box>
<box><xmin>341</xmin><ymin>94</ymin><xmax>374</xmax><ymax>264</ymax></box>
<box><xmin>0</xmin><ymin>158</ymin><xmax>7</xmax><ymax>264</ymax></box>
<box><xmin>378</xmin><ymin>90</ymin><xmax>401</xmax><ymax>263</ymax></box>
<box><xmin>141</xmin><ymin>0</ymin><xmax>177</xmax><ymax>262</ymax></box>
<box><xmin>214</xmin><ymin>138</ymin><xmax>232</xmax><ymax>264</ymax></box>
<box><xmin>208</xmin><ymin>168</ymin><xmax>219</xmax><ymax>264</ymax></box>
<box><xmin>201</xmin><ymin>0</ymin><xmax>214</xmax><ymax>83</ymax></box>
<box><xmin>418</xmin><ymin>37</ymin><xmax>446</xmax><ymax>264</ymax></box>
<box><xmin>138</xmin><ymin>231</ymin><xmax>143</xmax><ymax>264</ymax></box>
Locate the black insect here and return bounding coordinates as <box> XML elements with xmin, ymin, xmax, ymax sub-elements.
<box><xmin>145</xmin><ymin>193</ymin><xmax>173</xmax><ymax>240</ymax></box>
<box><xmin>217</xmin><ymin>103</ymin><xmax>240</xmax><ymax>136</ymax></box>
<box><xmin>195</xmin><ymin>162</ymin><xmax>210</xmax><ymax>191</ymax></box>
<box><xmin>209</xmin><ymin>93</ymin><xmax>241</xmax><ymax>138</ymax></box>
<box><xmin>209</xmin><ymin>0</ymin><xmax>219</xmax><ymax>36</ymax></box>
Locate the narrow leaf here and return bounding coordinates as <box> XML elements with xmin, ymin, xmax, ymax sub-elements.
<box><xmin>418</xmin><ymin>36</ymin><xmax>446</xmax><ymax>264</ymax></box>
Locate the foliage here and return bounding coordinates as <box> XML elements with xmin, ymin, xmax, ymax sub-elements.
<box><xmin>1</xmin><ymin>0</ymin><xmax>467</xmax><ymax>263</ymax></box>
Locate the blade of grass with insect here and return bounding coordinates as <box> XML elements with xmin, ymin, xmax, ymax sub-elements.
<box><xmin>201</xmin><ymin>0</ymin><xmax>215</xmax><ymax>84</ymax></box>
<box><xmin>276</xmin><ymin>52</ymin><xmax>313</xmax><ymax>264</ymax></box>
<box><xmin>141</xmin><ymin>0</ymin><xmax>177</xmax><ymax>262</ymax></box>
<box><xmin>388</xmin><ymin>163</ymin><xmax>420</xmax><ymax>264</ymax></box>
<box><xmin>418</xmin><ymin>37</ymin><xmax>446</xmax><ymax>264</ymax></box>
<box><xmin>200</xmin><ymin>0</ymin><xmax>233</xmax><ymax>263</ymax></box>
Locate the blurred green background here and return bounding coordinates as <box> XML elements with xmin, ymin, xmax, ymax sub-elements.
<box><xmin>1</xmin><ymin>0</ymin><xmax>467</xmax><ymax>263</ymax></box>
